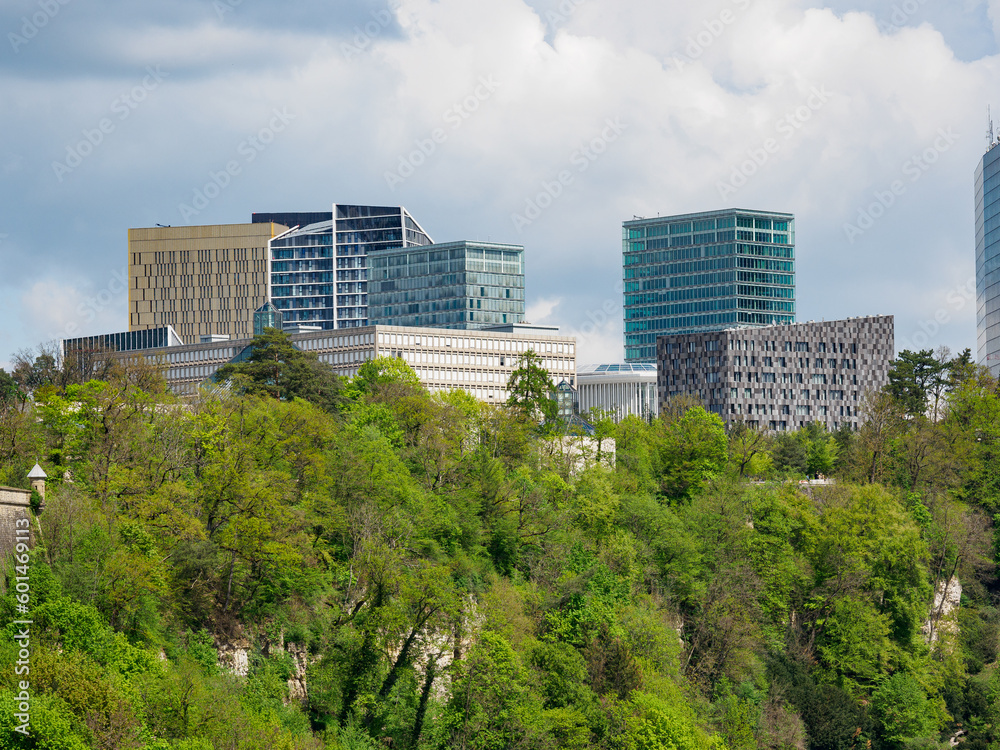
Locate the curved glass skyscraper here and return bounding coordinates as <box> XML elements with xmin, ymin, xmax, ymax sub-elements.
<box><xmin>267</xmin><ymin>204</ymin><xmax>433</xmax><ymax>330</ymax></box>
<box><xmin>976</xmin><ymin>144</ymin><xmax>1000</xmax><ymax>377</ymax></box>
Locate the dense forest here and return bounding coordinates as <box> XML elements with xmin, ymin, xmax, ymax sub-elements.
<box><xmin>1</xmin><ymin>335</ymin><xmax>999</xmax><ymax>749</ymax></box>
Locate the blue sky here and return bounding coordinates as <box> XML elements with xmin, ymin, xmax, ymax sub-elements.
<box><xmin>1</xmin><ymin>0</ymin><xmax>998</xmax><ymax>367</ymax></box>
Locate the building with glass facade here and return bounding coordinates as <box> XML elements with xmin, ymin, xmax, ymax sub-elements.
<box><xmin>976</xmin><ymin>143</ymin><xmax>1000</xmax><ymax>378</ymax></box>
<box><xmin>623</xmin><ymin>209</ymin><xmax>795</xmax><ymax>362</ymax></box>
<box><xmin>268</xmin><ymin>204</ymin><xmax>433</xmax><ymax>330</ymax></box>
<box><xmin>367</xmin><ymin>241</ymin><xmax>525</xmax><ymax>329</ymax></box>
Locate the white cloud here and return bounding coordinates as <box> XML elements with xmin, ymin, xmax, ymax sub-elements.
<box><xmin>16</xmin><ymin>275</ymin><xmax>127</xmax><ymax>352</ymax></box>
<box><xmin>0</xmin><ymin>0</ymin><xmax>997</xmax><ymax>366</ymax></box>
<box><xmin>526</xmin><ymin>297</ymin><xmax>562</xmax><ymax>323</ymax></box>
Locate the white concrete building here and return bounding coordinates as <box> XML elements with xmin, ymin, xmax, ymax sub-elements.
<box><xmin>576</xmin><ymin>363</ymin><xmax>658</xmax><ymax>422</ymax></box>
<box><xmin>70</xmin><ymin>324</ymin><xmax>577</xmax><ymax>402</ymax></box>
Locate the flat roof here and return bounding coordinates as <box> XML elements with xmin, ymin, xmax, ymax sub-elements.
<box><xmin>624</xmin><ymin>208</ymin><xmax>794</xmax><ymax>226</ymax></box>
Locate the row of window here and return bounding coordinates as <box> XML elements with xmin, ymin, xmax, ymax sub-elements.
<box><xmin>665</xmin><ymin>339</ymin><xmax>859</xmax><ymax>354</ymax></box>
<box><xmin>378</xmin><ymin>331</ymin><xmax>574</xmax><ymax>356</ymax></box>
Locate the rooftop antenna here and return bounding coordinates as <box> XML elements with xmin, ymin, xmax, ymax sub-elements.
<box><xmin>988</xmin><ymin>106</ymin><xmax>996</xmax><ymax>152</ymax></box>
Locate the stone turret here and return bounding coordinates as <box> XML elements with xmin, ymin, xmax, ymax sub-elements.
<box><xmin>27</xmin><ymin>463</ymin><xmax>47</xmax><ymax>512</ymax></box>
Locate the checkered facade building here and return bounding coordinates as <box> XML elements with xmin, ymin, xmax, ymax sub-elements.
<box><xmin>656</xmin><ymin>315</ymin><xmax>894</xmax><ymax>431</ymax></box>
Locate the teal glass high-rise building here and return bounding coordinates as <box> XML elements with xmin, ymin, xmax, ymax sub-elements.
<box><xmin>368</xmin><ymin>241</ymin><xmax>525</xmax><ymax>329</ymax></box>
<box><xmin>623</xmin><ymin>209</ymin><xmax>795</xmax><ymax>362</ymax></box>
<box><xmin>976</xmin><ymin>143</ymin><xmax>1000</xmax><ymax>378</ymax></box>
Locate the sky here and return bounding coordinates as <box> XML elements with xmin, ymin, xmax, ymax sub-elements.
<box><xmin>1</xmin><ymin>0</ymin><xmax>998</xmax><ymax>369</ymax></box>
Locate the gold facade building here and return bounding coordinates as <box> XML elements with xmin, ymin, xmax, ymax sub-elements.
<box><xmin>128</xmin><ymin>223</ymin><xmax>287</xmax><ymax>342</ymax></box>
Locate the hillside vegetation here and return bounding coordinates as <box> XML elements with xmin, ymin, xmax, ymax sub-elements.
<box><xmin>0</xmin><ymin>340</ymin><xmax>999</xmax><ymax>749</ymax></box>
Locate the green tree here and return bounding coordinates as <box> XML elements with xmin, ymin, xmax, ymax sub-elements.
<box><xmin>871</xmin><ymin>673</ymin><xmax>941</xmax><ymax>747</ymax></box>
<box><xmin>887</xmin><ymin>349</ymin><xmax>943</xmax><ymax>417</ymax></box>
<box><xmin>803</xmin><ymin>423</ymin><xmax>838</xmax><ymax>477</ymax></box>
<box><xmin>215</xmin><ymin>328</ymin><xmax>343</xmax><ymax>411</ymax></box>
<box><xmin>657</xmin><ymin>407</ymin><xmax>727</xmax><ymax>500</ymax></box>
<box><xmin>772</xmin><ymin>431</ymin><xmax>808</xmax><ymax>476</ymax></box>
<box><xmin>727</xmin><ymin>419</ymin><xmax>772</xmax><ymax>478</ymax></box>
<box><xmin>506</xmin><ymin>350</ymin><xmax>557</xmax><ymax>424</ymax></box>
<box><xmin>437</xmin><ymin>631</ymin><xmax>548</xmax><ymax>749</ymax></box>
<box><xmin>945</xmin><ymin>347</ymin><xmax>976</xmax><ymax>392</ymax></box>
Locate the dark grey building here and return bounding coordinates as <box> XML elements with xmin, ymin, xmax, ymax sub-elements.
<box><xmin>367</xmin><ymin>240</ymin><xmax>525</xmax><ymax>329</ymax></box>
<box><xmin>656</xmin><ymin>315</ymin><xmax>894</xmax><ymax>431</ymax></box>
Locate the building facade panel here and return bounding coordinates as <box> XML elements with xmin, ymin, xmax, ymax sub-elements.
<box><xmin>976</xmin><ymin>144</ymin><xmax>1000</xmax><ymax>377</ymax></box>
<box><xmin>268</xmin><ymin>204</ymin><xmax>434</xmax><ymax>330</ymax></box>
<box><xmin>656</xmin><ymin>315</ymin><xmax>893</xmax><ymax>432</ymax></box>
<box><xmin>128</xmin><ymin>223</ymin><xmax>286</xmax><ymax>342</ymax></box>
<box><xmin>368</xmin><ymin>241</ymin><xmax>525</xmax><ymax>329</ymax></box>
<box><xmin>623</xmin><ymin>208</ymin><xmax>795</xmax><ymax>362</ymax></box>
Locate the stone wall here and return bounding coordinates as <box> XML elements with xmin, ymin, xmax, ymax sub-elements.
<box><xmin>0</xmin><ymin>487</ymin><xmax>32</xmax><ymax>561</ymax></box>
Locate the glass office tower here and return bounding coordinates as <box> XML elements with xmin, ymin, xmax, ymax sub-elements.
<box><xmin>268</xmin><ymin>204</ymin><xmax>433</xmax><ymax>330</ymax></box>
<box><xmin>368</xmin><ymin>241</ymin><xmax>525</xmax><ymax>329</ymax></box>
<box><xmin>623</xmin><ymin>209</ymin><xmax>795</xmax><ymax>362</ymax></box>
<box><xmin>976</xmin><ymin>144</ymin><xmax>1000</xmax><ymax>378</ymax></box>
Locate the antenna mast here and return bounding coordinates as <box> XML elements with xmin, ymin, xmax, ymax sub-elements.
<box><xmin>989</xmin><ymin>106</ymin><xmax>997</xmax><ymax>152</ymax></box>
